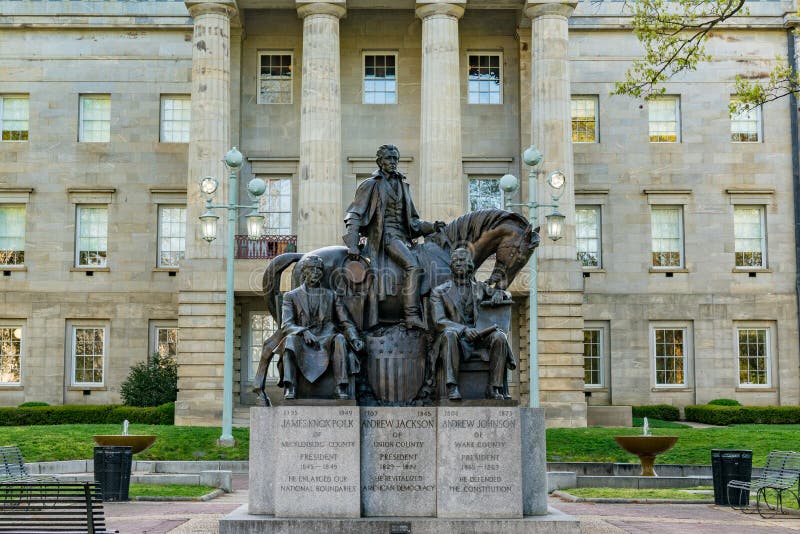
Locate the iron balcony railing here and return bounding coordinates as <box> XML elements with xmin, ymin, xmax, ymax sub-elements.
<box><xmin>234</xmin><ymin>235</ymin><xmax>297</xmax><ymax>259</ymax></box>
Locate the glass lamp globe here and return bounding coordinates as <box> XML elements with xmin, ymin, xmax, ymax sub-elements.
<box><xmin>246</xmin><ymin>211</ymin><xmax>265</xmax><ymax>240</ymax></box>
<box><xmin>199</xmin><ymin>210</ymin><xmax>219</xmax><ymax>243</ymax></box>
<box><xmin>548</xmin><ymin>170</ymin><xmax>566</xmax><ymax>190</ymax></box>
<box><xmin>545</xmin><ymin>211</ymin><xmax>565</xmax><ymax>241</ymax></box>
<box><xmin>200</xmin><ymin>176</ymin><xmax>219</xmax><ymax>196</ymax></box>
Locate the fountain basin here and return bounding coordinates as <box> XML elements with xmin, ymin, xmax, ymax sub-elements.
<box><xmin>93</xmin><ymin>435</ymin><xmax>157</xmax><ymax>454</ymax></box>
<box><xmin>614</xmin><ymin>436</ymin><xmax>678</xmax><ymax>476</ymax></box>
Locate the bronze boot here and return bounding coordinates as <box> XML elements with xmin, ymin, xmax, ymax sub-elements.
<box><xmin>403</xmin><ymin>267</ymin><xmax>426</xmax><ymax>330</ymax></box>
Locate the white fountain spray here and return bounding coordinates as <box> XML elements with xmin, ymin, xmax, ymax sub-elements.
<box><xmin>643</xmin><ymin>417</ymin><xmax>650</xmax><ymax>436</ymax></box>
<box><xmin>123</xmin><ymin>419</ymin><xmax>129</xmax><ymax>436</ymax></box>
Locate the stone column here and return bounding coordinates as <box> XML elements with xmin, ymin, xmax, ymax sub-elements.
<box><xmin>524</xmin><ymin>0</ymin><xmax>586</xmax><ymax>427</ymax></box>
<box><xmin>415</xmin><ymin>1</ymin><xmax>465</xmax><ymax>223</ymax></box>
<box><xmin>176</xmin><ymin>0</ymin><xmax>236</xmax><ymax>426</ymax></box>
<box><xmin>296</xmin><ymin>1</ymin><xmax>346</xmax><ymax>253</ymax></box>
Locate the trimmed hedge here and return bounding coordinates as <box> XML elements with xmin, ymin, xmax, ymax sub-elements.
<box><xmin>631</xmin><ymin>404</ymin><xmax>680</xmax><ymax>421</ymax></box>
<box><xmin>685</xmin><ymin>404</ymin><xmax>800</xmax><ymax>425</ymax></box>
<box><xmin>707</xmin><ymin>398</ymin><xmax>741</xmax><ymax>406</ymax></box>
<box><xmin>0</xmin><ymin>402</ymin><xmax>174</xmax><ymax>426</ymax></box>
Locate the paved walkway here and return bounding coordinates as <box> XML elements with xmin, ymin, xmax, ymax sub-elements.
<box><xmin>101</xmin><ymin>476</ymin><xmax>800</xmax><ymax>533</ymax></box>
<box><xmin>553</xmin><ymin>497</ymin><xmax>800</xmax><ymax>533</ymax></box>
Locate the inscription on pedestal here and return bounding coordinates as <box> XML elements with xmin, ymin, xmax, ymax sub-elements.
<box><xmin>273</xmin><ymin>406</ymin><xmax>360</xmax><ymax>518</ymax></box>
<box><xmin>360</xmin><ymin>407</ymin><xmax>437</xmax><ymax>516</ymax></box>
<box><xmin>437</xmin><ymin>406</ymin><xmax>522</xmax><ymax>518</ymax></box>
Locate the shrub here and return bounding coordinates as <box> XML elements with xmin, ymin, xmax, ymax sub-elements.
<box><xmin>708</xmin><ymin>398</ymin><xmax>741</xmax><ymax>406</ymax></box>
<box><xmin>684</xmin><ymin>404</ymin><xmax>800</xmax><ymax>425</ymax></box>
<box><xmin>0</xmin><ymin>403</ymin><xmax>174</xmax><ymax>426</ymax></box>
<box><xmin>18</xmin><ymin>402</ymin><xmax>49</xmax><ymax>407</ymax></box>
<box><xmin>120</xmin><ymin>354</ymin><xmax>178</xmax><ymax>407</ymax></box>
<box><xmin>631</xmin><ymin>404</ymin><xmax>680</xmax><ymax>421</ymax></box>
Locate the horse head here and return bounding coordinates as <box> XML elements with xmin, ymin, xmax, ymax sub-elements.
<box><xmin>485</xmin><ymin>216</ymin><xmax>540</xmax><ymax>290</ymax></box>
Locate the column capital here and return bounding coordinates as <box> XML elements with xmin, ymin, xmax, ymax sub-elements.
<box><xmin>185</xmin><ymin>0</ymin><xmax>236</xmax><ymax>18</ymax></box>
<box><xmin>297</xmin><ymin>1</ymin><xmax>346</xmax><ymax>19</ymax></box>
<box><xmin>415</xmin><ymin>1</ymin><xmax>465</xmax><ymax>20</ymax></box>
<box><xmin>785</xmin><ymin>13</ymin><xmax>800</xmax><ymax>28</ymax></box>
<box><xmin>524</xmin><ymin>0</ymin><xmax>576</xmax><ymax>19</ymax></box>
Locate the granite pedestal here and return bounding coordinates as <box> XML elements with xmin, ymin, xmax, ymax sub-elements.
<box><xmin>232</xmin><ymin>405</ymin><xmax>578</xmax><ymax>533</ymax></box>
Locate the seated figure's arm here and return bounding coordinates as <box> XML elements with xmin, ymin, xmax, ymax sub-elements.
<box><xmin>430</xmin><ymin>287</ymin><xmax>466</xmax><ymax>335</ymax></box>
<box><xmin>484</xmin><ymin>283</ymin><xmax>512</xmax><ymax>304</ymax></box>
<box><xmin>333</xmin><ymin>295</ymin><xmax>362</xmax><ymax>348</ymax></box>
<box><xmin>280</xmin><ymin>294</ymin><xmax>307</xmax><ymax>336</ymax></box>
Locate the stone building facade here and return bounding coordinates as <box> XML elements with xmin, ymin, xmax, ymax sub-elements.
<box><xmin>0</xmin><ymin>0</ymin><xmax>797</xmax><ymax>427</ymax></box>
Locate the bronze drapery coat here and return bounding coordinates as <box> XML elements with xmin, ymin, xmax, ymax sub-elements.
<box><xmin>344</xmin><ymin>169</ymin><xmax>434</xmax><ymax>326</ymax></box>
<box><xmin>275</xmin><ymin>284</ymin><xmax>360</xmax><ymax>385</ymax></box>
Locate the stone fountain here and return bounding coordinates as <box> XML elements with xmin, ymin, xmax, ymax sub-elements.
<box><xmin>614</xmin><ymin>418</ymin><xmax>678</xmax><ymax>476</ymax></box>
<box><xmin>93</xmin><ymin>420</ymin><xmax>157</xmax><ymax>454</ymax></box>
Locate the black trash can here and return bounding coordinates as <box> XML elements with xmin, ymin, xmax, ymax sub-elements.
<box><xmin>711</xmin><ymin>449</ymin><xmax>752</xmax><ymax>506</ymax></box>
<box><xmin>93</xmin><ymin>446</ymin><xmax>133</xmax><ymax>502</ymax></box>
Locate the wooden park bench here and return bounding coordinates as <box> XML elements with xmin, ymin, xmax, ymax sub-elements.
<box><xmin>727</xmin><ymin>450</ymin><xmax>800</xmax><ymax>518</ymax></box>
<box><xmin>0</xmin><ymin>481</ymin><xmax>117</xmax><ymax>533</ymax></box>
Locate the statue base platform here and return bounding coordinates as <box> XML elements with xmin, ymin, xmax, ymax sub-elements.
<box><xmin>219</xmin><ymin>505</ymin><xmax>580</xmax><ymax>533</ymax></box>
<box><xmin>245</xmin><ymin>405</ymin><xmax>574</xmax><ymax>526</ymax></box>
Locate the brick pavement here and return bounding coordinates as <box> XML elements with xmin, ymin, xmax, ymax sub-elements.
<box><xmin>101</xmin><ymin>476</ymin><xmax>800</xmax><ymax>534</ymax></box>
<box><xmin>552</xmin><ymin>497</ymin><xmax>800</xmax><ymax>534</ymax></box>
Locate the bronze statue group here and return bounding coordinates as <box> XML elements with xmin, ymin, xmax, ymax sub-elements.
<box><xmin>257</xmin><ymin>145</ymin><xmax>536</xmax><ymax>406</ymax></box>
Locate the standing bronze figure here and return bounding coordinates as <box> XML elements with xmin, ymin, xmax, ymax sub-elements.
<box><xmin>343</xmin><ymin>144</ymin><xmax>444</xmax><ymax>330</ymax></box>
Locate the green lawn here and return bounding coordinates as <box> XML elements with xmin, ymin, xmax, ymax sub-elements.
<box><xmin>565</xmin><ymin>487</ymin><xmax>712</xmax><ymax>500</ymax></box>
<box><xmin>129</xmin><ymin>484</ymin><xmax>217</xmax><ymax>499</ymax></box>
<box><xmin>547</xmin><ymin>424</ymin><xmax>800</xmax><ymax>466</ymax></box>
<box><xmin>0</xmin><ymin>424</ymin><xmax>249</xmax><ymax>462</ymax></box>
<box><xmin>3</xmin><ymin>422</ymin><xmax>799</xmax><ymax>466</ymax></box>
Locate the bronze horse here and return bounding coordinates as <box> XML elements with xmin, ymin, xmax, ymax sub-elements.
<box><xmin>253</xmin><ymin>209</ymin><xmax>539</xmax><ymax>403</ymax></box>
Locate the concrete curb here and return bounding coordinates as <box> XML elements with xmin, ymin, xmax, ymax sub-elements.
<box><xmin>132</xmin><ymin>489</ymin><xmax>225</xmax><ymax>502</ymax></box>
<box><xmin>552</xmin><ymin>490</ymin><xmax>713</xmax><ymax>505</ymax></box>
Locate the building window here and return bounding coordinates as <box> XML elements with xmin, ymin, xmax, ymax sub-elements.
<box><xmin>0</xmin><ymin>205</ymin><xmax>25</xmax><ymax>266</ymax></box>
<box><xmin>571</xmin><ymin>96</ymin><xmax>598</xmax><ymax>143</ymax></box>
<box><xmin>160</xmin><ymin>95</ymin><xmax>191</xmax><ymax>143</ymax></box>
<box><xmin>576</xmin><ymin>205</ymin><xmax>601</xmax><ymax>268</ymax></box>
<box><xmin>737</xmin><ymin>327</ymin><xmax>770</xmax><ymax>387</ymax></box>
<box><xmin>258</xmin><ymin>52</ymin><xmax>293</xmax><ymax>104</ymax></box>
<box><xmin>363</xmin><ymin>53</ymin><xmax>397</xmax><ymax>104</ymax></box>
<box><xmin>158</xmin><ymin>206</ymin><xmax>186</xmax><ymax>268</ymax></box>
<box><xmin>79</xmin><ymin>95</ymin><xmax>111</xmax><ymax>142</ymax></box>
<box><xmin>583</xmin><ymin>329</ymin><xmax>603</xmax><ymax>387</ymax></box>
<box><xmin>150</xmin><ymin>322</ymin><xmax>178</xmax><ymax>360</ymax></box>
<box><xmin>76</xmin><ymin>205</ymin><xmax>108</xmax><ymax>267</ymax></box>
<box><xmin>468</xmin><ymin>177</ymin><xmax>503</xmax><ymax>211</ymax></box>
<box><xmin>651</xmin><ymin>206</ymin><xmax>683</xmax><ymax>268</ymax></box>
<box><xmin>259</xmin><ymin>178</ymin><xmax>292</xmax><ymax>235</ymax></box>
<box><xmin>467</xmin><ymin>53</ymin><xmax>502</xmax><ymax>104</ymax></box>
<box><xmin>0</xmin><ymin>326</ymin><xmax>22</xmax><ymax>385</ymax></box>
<box><xmin>653</xmin><ymin>327</ymin><xmax>686</xmax><ymax>387</ymax></box>
<box><xmin>71</xmin><ymin>326</ymin><xmax>106</xmax><ymax>386</ymax></box>
<box><xmin>734</xmin><ymin>205</ymin><xmax>766</xmax><ymax>269</ymax></box>
<box><xmin>730</xmin><ymin>98</ymin><xmax>761</xmax><ymax>143</ymax></box>
<box><xmin>648</xmin><ymin>96</ymin><xmax>680</xmax><ymax>143</ymax></box>
<box><xmin>249</xmin><ymin>312</ymin><xmax>278</xmax><ymax>381</ymax></box>
<box><xmin>1</xmin><ymin>95</ymin><xmax>29</xmax><ymax>141</ymax></box>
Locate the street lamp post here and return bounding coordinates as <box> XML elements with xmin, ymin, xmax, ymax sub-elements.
<box><xmin>198</xmin><ymin>147</ymin><xmax>266</xmax><ymax>446</ymax></box>
<box><xmin>500</xmin><ymin>145</ymin><xmax>567</xmax><ymax>408</ymax></box>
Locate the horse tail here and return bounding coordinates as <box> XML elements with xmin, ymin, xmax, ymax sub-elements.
<box><xmin>262</xmin><ymin>252</ymin><xmax>304</xmax><ymax>321</ymax></box>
